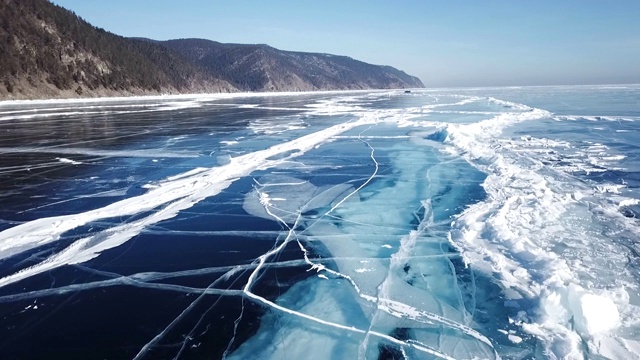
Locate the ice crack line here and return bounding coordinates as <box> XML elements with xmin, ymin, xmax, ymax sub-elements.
<box><xmin>0</xmin><ymin>116</ymin><xmax>378</xmax><ymax>289</ymax></box>
<box><xmin>244</xmin><ymin>171</ymin><xmax>454</xmax><ymax>359</ymax></box>
<box><xmin>248</xmin><ymin>122</ymin><xmax>494</xmax><ymax>358</ymax></box>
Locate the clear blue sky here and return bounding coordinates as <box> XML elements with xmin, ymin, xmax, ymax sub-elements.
<box><xmin>51</xmin><ymin>0</ymin><xmax>640</xmax><ymax>87</ymax></box>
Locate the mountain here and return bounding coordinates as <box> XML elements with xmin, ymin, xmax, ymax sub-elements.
<box><xmin>0</xmin><ymin>0</ymin><xmax>234</xmax><ymax>99</ymax></box>
<box><xmin>160</xmin><ymin>39</ymin><xmax>424</xmax><ymax>92</ymax></box>
<box><xmin>0</xmin><ymin>0</ymin><xmax>424</xmax><ymax>100</ymax></box>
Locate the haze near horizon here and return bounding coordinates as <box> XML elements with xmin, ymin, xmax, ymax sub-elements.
<box><xmin>51</xmin><ymin>0</ymin><xmax>640</xmax><ymax>88</ymax></box>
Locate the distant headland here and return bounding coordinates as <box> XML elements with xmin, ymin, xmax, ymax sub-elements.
<box><xmin>0</xmin><ymin>0</ymin><xmax>424</xmax><ymax>100</ymax></box>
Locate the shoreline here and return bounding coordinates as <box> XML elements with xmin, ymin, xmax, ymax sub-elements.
<box><xmin>2</xmin><ymin>83</ymin><xmax>639</xmax><ymax>107</ymax></box>
<box><xmin>0</xmin><ymin>88</ymin><xmax>406</xmax><ymax>107</ymax></box>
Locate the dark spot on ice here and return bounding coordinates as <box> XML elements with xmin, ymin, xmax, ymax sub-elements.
<box><xmin>378</xmin><ymin>345</ymin><xmax>404</xmax><ymax>360</ymax></box>
<box><xmin>391</xmin><ymin>327</ymin><xmax>411</xmax><ymax>340</ymax></box>
<box><xmin>378</xmin><ymin>328</ymin><xmax>412</xmax><ymax>360</ymax></box>
<box><xmin>425</xmin><ymin>129</ymin><xmax>449</xmax><ymax>143</ymax></box>
<box><xmin>403</xmin><ymin>264</ymin><xmax>410</xmax><ymax>273</ymax></box>
<box><xmin>301</xmin><ymin>209</ymin><xmax>318</xmax><ymax>217</ymax></box>
<box><xmin>622</xmin><ymin>208</ymin><xmax>637</xmax><ymax>218</ymax></box>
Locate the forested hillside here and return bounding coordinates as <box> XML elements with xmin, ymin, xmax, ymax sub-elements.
<box><xmin>162</xmin><ymin>39</ymin><xmax>424</xmax><ymax>91</ymax></box>
<box><xmin>0</xmin><ymin>0</ymin><xmax>233</xmax><ymax>99</ymax></box>
<box><xmin>0</xmin><ymin>0</ymin><xmax>423</xmax><ymax>100</ymax></box>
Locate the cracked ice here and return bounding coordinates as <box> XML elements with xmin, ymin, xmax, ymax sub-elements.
<box><xmin>1</xmin><ymin>88</ymin><xmax>640</xmax><ymax>359</ymax></box>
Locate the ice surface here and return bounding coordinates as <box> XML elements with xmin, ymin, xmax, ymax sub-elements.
<box><xmin>236</xmin><ymin>120</ymin><xmax>508</xmax><ymax>358</ymax></box>
<box><xmin>1</xmin><ymin>86</ymin><xmax>639</xmax><ymax>359</ymax></box>
<box><xmin>0</xmin><ymin>113</ymin><xmax>377</xmax><ymax>287</ymax></box>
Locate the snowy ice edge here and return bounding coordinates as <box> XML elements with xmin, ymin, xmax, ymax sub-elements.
<box><xmin>439</xmin><ymin>100</ymin><xmax>634</xmax><ymax>359</ymax></box>
<box><xmin>0</xmin><ymin>89</ymin><xmax>386</xmax><ymax>108</ymax></box>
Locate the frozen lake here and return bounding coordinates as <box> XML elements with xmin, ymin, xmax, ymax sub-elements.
<box><xmin>1</xmin><ymin>86</ymin><xmax>639</xmax><ymax>359</ymax></box>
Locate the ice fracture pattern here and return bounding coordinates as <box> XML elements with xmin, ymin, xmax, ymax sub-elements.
<box><xmin>1</xmin><ymin>86</ymin><xmax>640</xmax><ymax>359</ymax></box>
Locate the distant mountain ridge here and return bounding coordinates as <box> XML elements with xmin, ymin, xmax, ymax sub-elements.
<box><xmin>160</xmin><ymin>38</ymin><xmax>424</xmax><ymax>92</ymax></box>
<box><xmin>0</xmin><ymin>0</ymin><xmax>424</xmax><ymax>100</ymax></box>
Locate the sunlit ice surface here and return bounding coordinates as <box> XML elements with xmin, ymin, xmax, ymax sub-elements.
<box><xmin>0</xmin><ymin>86</ymin><xmax>639</xmax><ymax>359</ymax></box>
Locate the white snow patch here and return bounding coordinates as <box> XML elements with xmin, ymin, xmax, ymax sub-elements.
<box><xmin>56</xmin><ymin>157</ymin><xmax>82</xmax><ymax>165</ymax></box>
<box><xmin>507</xmin><ymin>334</ymin><xmax>523</xmax><ymax>344</ymax></box>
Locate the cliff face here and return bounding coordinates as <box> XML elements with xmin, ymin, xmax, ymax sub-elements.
<box><xmin>0</xmin><ymin>0</ymin><xmax>424</xmax><ymax>100</ymax></box>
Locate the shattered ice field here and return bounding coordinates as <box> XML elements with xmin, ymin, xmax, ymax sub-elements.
<box><xmin>0</xmin><ymin>86</ymin><xmax>639</xmax><ymax>359</ymax></box>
